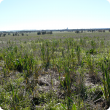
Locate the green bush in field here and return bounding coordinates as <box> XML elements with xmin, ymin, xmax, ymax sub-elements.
<box><xmin>3</xmin><ymin>46</ymin><xmax>34</xmax><ymax>73</ymax></box>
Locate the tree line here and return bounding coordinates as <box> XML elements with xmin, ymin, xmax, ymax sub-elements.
<box><xmin>37</xmin><ymin>31</ymin><xmax>52</xmax><ymax>35</ymax></box>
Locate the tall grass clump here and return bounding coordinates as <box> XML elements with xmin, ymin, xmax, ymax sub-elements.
<box><xmin>3</xmin><ymin>50</ymin><xmax>16</xmax><ymax>70</ymax></box>
<box><xmin>75</xmin><ymin>45</ymin><xmax>81</xmax><ymax>65</ymax></box>
<box><xmin>3</xmin><ymin>44</ymin><xmax>35</xmax><ymax>77</ymax></box>
<box><xmin>86</xmin><ymin>54</ymin><xmax>94</xmax><ymax>75</ymax></box>
<box><xmin>64</xmin><ymin>67</ymin><xmax>73</xmax><ymax>110</ymax></box>
<box><xmin>100</xmin><ymin>57</ymin><xmax>110</xmax><ymax>105</ymax></box>
<box><xmin>41</xmin><ymin>42</ymin><xmax>51</xmax><ymax>70</ymax></box>
<box><xmin>76</xmin><ymin>61</ymin><xmax>87</xmax><ymax>99</ymax></box>
<box><xmin>86</xmin><ymin>54</ymin><xmax>101</xmax><ymax>84</ymax></box>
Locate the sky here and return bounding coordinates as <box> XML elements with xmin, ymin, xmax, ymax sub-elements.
<box><xmin>0</xmin><ymin>0</ymin><xmax>110</xmax><ymax>31</ymax></box>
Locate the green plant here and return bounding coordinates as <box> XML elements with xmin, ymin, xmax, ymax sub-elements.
<box><xmin>0</xmin><ymin>53</ymin><xmax>3</xmax><ymax>60</ymax></box>
<box><xmin>91</xmin><ymin>40</ymin><xmax>96</xmax><ymax>49</ymax></box>
<box><xmin>41</xmin><ymin>42</ymin><xmax>51</xmax><ymax>70</ymax></box>
<box><xmin>63</xmin><ymin>67</ymin><xmax>73</xmax><ymax>110</ymax></box>
<box><xmin>14</xmin><ymin>59</ymin><xmax>23</xmax><ymax>72</ymax></box>
<box><xmin>76</xmin><ymin>45</ymin><xmax>81</xmax><ymax>65</ymax></box>
<box><xmin>76</xmin><ymin>65</ymin><xmax>87</xmax><ymax>100</ymax></box>
<box><xmin>86</xmin><ymin>48</ymin><xmax>97</xmax><ymax>54</ymax></box>
<box><xmin>86</xmin><ymin>54</ymin><xmax>94</xmax><ymax>75</ymax></box>
<box><xmin>100</xmin><ymin>57</ymin><xmax>110</xmax><ymax>104</ymax></box>
<box><xmin>10</xmin><ymin>84</ymin><xmax>20</xmax><ymax>110</ymax></box>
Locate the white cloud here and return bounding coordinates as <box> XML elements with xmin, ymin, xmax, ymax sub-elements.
<box><xmin>0</xmin><ymin>0</ymin><xmax>3</xmax><ymax>4</ymax></box>
<box><xmin>107</xmin><ymin>0</ymin><xmax>110</xmax><ymax>3</ymax></box>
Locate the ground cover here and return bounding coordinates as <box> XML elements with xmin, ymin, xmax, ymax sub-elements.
<box><xmin>0</xmin><ymin>31</ymin><xmax>110</xmax><ymax>109</ymax></box>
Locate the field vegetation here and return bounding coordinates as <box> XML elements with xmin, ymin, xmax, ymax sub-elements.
<box><xmin>0</xmin><ymin>31</ymin><xmax>110</xmax><ymax>109</ymax></box>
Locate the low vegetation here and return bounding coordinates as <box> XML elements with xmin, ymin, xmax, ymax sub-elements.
<box><xmin>0</xmin><ymin>31</ymin><xmax>110</xmax><ymax>109</ymax></box>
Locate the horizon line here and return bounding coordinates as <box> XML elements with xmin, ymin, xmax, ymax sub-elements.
<box><xmin>0</xmin><ymin>28</ymin><xmax>110</xmax><ymax>32</ymax></box>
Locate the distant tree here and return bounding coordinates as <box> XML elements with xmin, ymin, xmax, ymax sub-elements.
<box><xmin>22</xmin><ymin>33</ymin><xmax>24</xmax><ymax>36</ymax></box>
<box><xmin>8</xmin><ymin>33</ymin><xmax>10</xmax><ymax>35</ymax></box>
<box><xmin>75</xmin><ymin>30</ymin><xmax>79</xmax><ymax>33</ymax></box>
<box><xmin>15</xmin><ymin>33</ymin><xmax>18</xmax><ymax>36</ymax></box>
<box><xmin>42</xmin><ymin>31</ymin><xmax>46</xmax><ymax>35</ymax></box>
<box><xmin>91</xmin><ymin>30</ymin><xmax>94</xmax><ymax>33</ymax></box>
<box><xmin>109</xmin><ymin>29</ymin><xmax>110</xmax><ymax>32</ymax></box>
<box><xmin>103</xmin><ymin>30</ymin><xmax>105</xmax><ymax>32</ymax></box>
<box><xmin>3</xmin><ymin>33</ymin><xmax>6</xmax><ymax>37</ymax></box>
<box><xmin>0</xmin><ymin>34</ymin><xmax>1</xmax><ymax>37</ymax></box>
<box><xmin>37</xmin><ymin>31</ymin><xmax>41</xmax><ymax>35</ymax></box>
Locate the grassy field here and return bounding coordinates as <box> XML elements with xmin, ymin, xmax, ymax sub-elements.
<box><xmin>0</xmin><ymin>31</ymin><xmax>110</xmax><ymax>110</ymax></box>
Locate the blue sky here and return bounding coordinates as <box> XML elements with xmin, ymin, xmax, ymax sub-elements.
<box><xmin>0</xmin><ymin>0</ymin><xmax>110</xmax><ymax>31</ymax></box>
